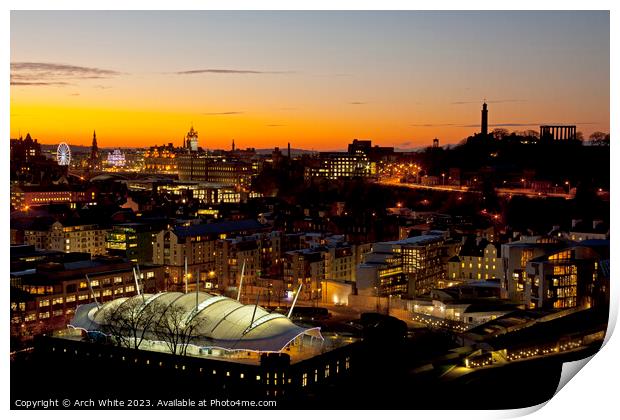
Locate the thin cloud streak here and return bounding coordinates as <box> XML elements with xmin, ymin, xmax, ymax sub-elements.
<box><xmin>451</xmin><ymin>99</ymin><xmax>527</xmax><ymax>105</ymax></box>
<box><xmin>410</xmin><ymin>123</ymin><xmax>458</xmax><ymax>127</ymax></box>
<box><xmin>460</xmin><ymin>122</ymin><xmax>538</xmax><ymax>128</ymax></box>
<box><xmin>203</xmin><ymin>111</ymin><xmax>244</xmax><ymax>115</ymax></box>
<box><xmin>11</xmin><ymin>81</ymin><xmax>70</xmax><ymax>86</ymax></box>
<box><xmin>461</xmin><ymin>122</ymin><xmax>598</xmax><ymax>128</ymax></box>
<box><xmin>412</xmin><ymin>121</ymin><xmax>598</xmax><ymax>128</ymax></box>
<box><xmin>349</xmin><ymin>102</ymin><xmax>367</xmax><ymax>105</ymax></box>
<box><xmin>11</xmin><ymin>62</ymin><xmax>122</xmax><ymax>86</ymax></box>
<box><xmin>175</xmin><ymin>68</ymin><xmax>295</xmax><ymax>75</ymax></box>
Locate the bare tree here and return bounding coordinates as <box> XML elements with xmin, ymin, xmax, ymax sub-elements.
<box><xmin>101</xmin><ymin>303</ymin><xmax>132</xmax><ymax>348</ymax></box>
<box><xmin>153</xmin><ymin>302</ymin><xmax>204</xmax><ymax>356</ymax></box>
<box><xmin>491</xmin><ymin>128</ymin><xmax>509</xmax><ymax>141</ymax></box>
<box><xmin>101</xmin><ymin>298</ymin><xmax>163</xmax><ymax>350</ymax></box>
<box><xmin>589</xmin><ymin>131</ymin><xmax>610</xmax><ymax>146</ymax></box>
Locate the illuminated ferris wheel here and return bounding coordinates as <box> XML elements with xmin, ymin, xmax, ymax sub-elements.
<box><xmin>57</xmin><ymin>142</ymin><xmax>71</xmax><ymax>166</ymax></box>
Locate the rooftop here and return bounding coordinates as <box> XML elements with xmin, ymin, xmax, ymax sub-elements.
<box><xmin>69</xmin><ymin>292</ymin><xmax>325</xmax><ymax>354</ymax></box>
<box><xmin>173</xmin><ymin>219</ymin><xmax>266</xmax><ymax>239</ymax></box>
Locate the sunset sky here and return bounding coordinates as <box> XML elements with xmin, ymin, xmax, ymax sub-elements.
<box><xmin>10</xmin><ymin>11</ymin><xmax>609</xmax><ymax>150</ymax></box>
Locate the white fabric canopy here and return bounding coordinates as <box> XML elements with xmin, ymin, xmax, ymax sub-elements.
<box><xmin>69</xmin><ymin>292</ymin><xmax>323</xmax><ymax>352</ymax></box>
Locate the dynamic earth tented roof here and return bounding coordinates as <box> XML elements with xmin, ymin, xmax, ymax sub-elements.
<box><xmin>69</xmin><ymin>292</ymin><xmax>322</xmax><ymax>353</ymax></box>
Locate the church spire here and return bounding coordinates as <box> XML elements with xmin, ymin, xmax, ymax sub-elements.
<box><xmin>88</xmin><ymin>130</ymin><xmax>101</xmax><ymax>171</ymax></box>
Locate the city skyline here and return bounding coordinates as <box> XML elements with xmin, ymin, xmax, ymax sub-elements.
<box><xmin>9</xmin><ymin>9</ymin><xmax>612</xmax><ymax>411</ymax></box>
<box><xmin>10</xmin><ymin>11</ymin><xmax>610</xmax><ymax>149</ymax></box>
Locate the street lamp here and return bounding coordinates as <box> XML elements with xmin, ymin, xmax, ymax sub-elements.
<box><xmin>565</xmin><ymin>181</ymin><xmax>571</xmax><ymax>194</ymax></box>
<box><xmin>442</xmin><ymin>173</ymin><xmax>446</xmax><ymax>185</ymax></box>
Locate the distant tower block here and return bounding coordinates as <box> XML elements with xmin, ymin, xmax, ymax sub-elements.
<box><xmin>481</xmin><ymin>102</ymin><xmax>488</xmax><ymax>136</ymax></box>
<box><xmin>540</xmin><ymin>125</ymin><xmax>577</xmax><ymax>142</ymax></box>
<box><xmin>433</xmin><ymin>138</ymin><xmax>439</xmax><ymax>148</ymax></box>
<box><xmin>186</xmin><ymin>126</ymin><xmax>199</xmax><ymax>151</ymax></box>
<box><xmin>287</xmin><ymin>142</ymin><xmax>291</xmax><ymax>159</ymax></box>
<box><xmin>232</xmin><ymin>139</ymin><xmax>236</xmax><ymax>151</ymax></box>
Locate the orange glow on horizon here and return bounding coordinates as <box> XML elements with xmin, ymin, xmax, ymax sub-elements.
<box><xmin>10</xmin><ymin>11</ymin><xmax>609</xmax><ymax>150</ymax></box>
<box><xmin>13</xmin><ymin>100</ymin><xmax>602</xmax><ymax>151</ymax></box>
<box><xmin>10</xmin><ymin>101</ymin><xmax>480</xmax><ymax>150</ymax></box>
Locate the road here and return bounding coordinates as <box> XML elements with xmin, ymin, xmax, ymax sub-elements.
<box><xmin>376</xmin><ymin>179</ymin><xmax>573</xmax><ymax>199</ymax></box>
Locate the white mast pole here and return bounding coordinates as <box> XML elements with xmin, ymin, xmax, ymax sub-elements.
<box><xmin>287</xmin><ymin>283</ymin><xmax>303</xmax><ymax>319</ymax></box>
<box><xmin>249</xmin><ymin>291</ymin><xmax>260</xmax><ymax>328</ymax></box>
<box><xmin>132</xmin><ymin>267</ymin><xmax>146</xmax><ymax>303</ymax></box>
<box><xmin>135</xmin><ymin>265</ymin><xmax>146</xmax><ymax>301</ymax></box>
<box><xmin>237</xmin><ymin>259</ymin><xmax>246</xmax><ymax>302</ymax></box>
<box><xmin>184</xmin><ymin>256</ymin><xmax>188</xmax><ymax>294</ymax></box>
<box><xmin>85</xmin><ymin>274</ymin><xmax>100</xmax><ymax>309</ymax></box>
<box><xmin>132</xmin><ymin>267</ymin><xmax>140</xmax><ymax>295</ymax></box>
<box><xmin>196</xmin><ymin>267</ymin><xmax>200</xmax><ymax>309</ymax></box>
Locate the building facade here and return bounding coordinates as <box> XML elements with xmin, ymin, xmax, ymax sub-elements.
<box><xmin>356</xmin><ymin>232</ymin><xmax>448</xmax><ymax>298</ymax></box>
<box><xmin>49</xmin><ymin>221</ymin><xmax>109</xmax><ymax>256</ymax></box>
<box><xmin>284</xmin><ymin>241</ymin><xmax>368</xmax><ymax>301</ymax></box>
<box><xmin>304</xmin><ymin>152</ymin><xmax>375</xmax><ymax>181</ymax></box>
<box><xmin>143</xmin><ymin>143</ymin><xmax>182</xmax><ymax>174</ymax></box>
<box><xmin>447</xmin><ymin>240</ymin><xmax>504</xmax><ymax>282</ymax></box>
<box><xmin>10</xmin><ymin>259</ymin><xmax>165</xmax><ymax>341</ymax></box>
<box><xmin>25</xmin><ymin>221</ymin><xmax>109</xmax><ymax>256</ymax></box>
<box><xmin>525</xmin><ymin>245</ymin><xmax>607</xmax><ymax>310</ymax></box>
<box><xmin>152</xmin><ymin>220</ymin><xmax>270</xmax><ymax>293</ymax></box>
<box><xmin>11</xmin><ymin>185</ymin><xmax>98</xmax><ymax>209</ymax></box>
<box><xmin>177</xmin><ymin>156</ymin><xmax>252</xmax><ymax>189</ymax></box>
<box><xmin>501</xmin><ymin>238</ymin><xmax>566</xmax><ymax>305</ymax></box>
<box><xmin>106</xmin><ymin>223</ymin><xmax>162</xmax><ymax>264</ymax></box>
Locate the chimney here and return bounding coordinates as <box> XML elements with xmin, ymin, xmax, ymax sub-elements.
<box><xmin>287</xmin><ymin>142</ymin><xmax>291</xmax><ymax>159</ymax></box>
